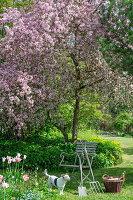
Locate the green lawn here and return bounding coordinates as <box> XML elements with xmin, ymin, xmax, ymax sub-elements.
<box><xmin>51</xmin><ymin>135</ymin><xmax>133</xmax><ymax>200</ymax></box>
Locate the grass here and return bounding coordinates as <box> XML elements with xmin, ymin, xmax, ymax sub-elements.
<box><xmin>49</xmin><ymin>134</ymin><xmax>133</xmax><ymax>200</ymax></box>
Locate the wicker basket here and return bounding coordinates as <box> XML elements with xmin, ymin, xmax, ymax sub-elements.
<box><xmin>102</xmin><ymin>172</ymin><xmax>125</xmax><ymax>193</ymax></box>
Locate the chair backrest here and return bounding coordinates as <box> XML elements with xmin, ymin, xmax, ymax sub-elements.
<box><xmin>76</xmin><ymin>140</ymin><xmax>98</xmax><ymax>156</ymax></box>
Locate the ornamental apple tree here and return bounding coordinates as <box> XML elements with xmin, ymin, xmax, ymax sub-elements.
<box><xmin>0</xmin><ymin>0</ymin><xmax>132</xmax><ymax>143</ymax></box>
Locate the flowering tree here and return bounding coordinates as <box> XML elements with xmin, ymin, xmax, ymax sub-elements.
<box><xmin>0</xmin><ymin>0</ymin><xmax>132</xmax><ymax>143</ymax></box>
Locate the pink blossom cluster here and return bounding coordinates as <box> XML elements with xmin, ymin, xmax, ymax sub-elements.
<box><xmin>2</xmin><ymin>153</ymin><xmax>27</xmax><ymax>164</ymax></box>
<box><xmin>23</xmin><ymin>174</ymin><xmax>29</xmax><ymax>181</ymax></box>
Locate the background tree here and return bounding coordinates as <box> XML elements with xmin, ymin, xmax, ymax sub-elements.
<box><xmin>99</xmin><ymin>0</ymin><xmax>133</xmax><ymax>75</ymax></box>
<box><xmin>0</xmin><ymin>0</ymin><xmax>132</xmax><ymax>143</ymax></box>
<box><xmin>113</xmin><ymin>112</ymin><xmax>133</xmax><ymax>133</ymax></box>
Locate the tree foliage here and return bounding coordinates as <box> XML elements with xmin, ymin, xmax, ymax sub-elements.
<box><xmin>113</xmin><ymin>112</ymin><xmax>133</xmax><ymax>133</ymax></box>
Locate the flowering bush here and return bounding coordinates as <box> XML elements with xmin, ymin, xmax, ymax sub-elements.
<box><xmin>89</xmin><ymin>136</ymin><xmax>122</xmax><ymax>168</ymax></box>
<box><xmin>0</xmin><ymin>153</ymin><xmax>55</xmax><ymax>200</ymax></box>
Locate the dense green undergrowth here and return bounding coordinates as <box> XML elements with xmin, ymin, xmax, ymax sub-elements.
<box><xmin>0</xmin><ymin>135</ymin><xmax>122</xmax><ymax>171</ymax></box>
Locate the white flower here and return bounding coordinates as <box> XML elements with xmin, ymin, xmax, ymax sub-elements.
<box><xmin>23</xmin><ymin>155</ymin><xmax>27</xmax><ymax>160</ymax></box>
<box><xmin>7</xmin><ymin>156</ymin><xmax>11</xmax><ymax>161</ymax></box>
<box><xmin>8</xmin><ymin>159</ymin><xmax>12</xmax><ymax>164</ymax></box>
<box><xmin>17</xmin><ymin>153</ymin><xmax>21</xmax><ymax>158</ymax></box>
<box><xmin>2</xmin><ymin>157</ymin><xmax>6</xmax><ymax>162</ymax></box>
<box><xmin>12</xmin><ymin>158</ymin><xmax>16</xmax><ymax>162</ymax></box>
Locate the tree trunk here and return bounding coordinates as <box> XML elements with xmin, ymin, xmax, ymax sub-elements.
<box><xmin>60</xmin><ymin>128</ymin><xmax>69</xmax><ymax>143</ymax></box>
<box><xmin>47</xmin><ymin>112</ymin><xmax>69</xmax><ymax>143</ymax></box>
<box><xmin>53</xmin><ymin>124</ymin><xmax>69</xmax><ymax>143</ymax></box>
<box><xmin>72</xmin><ymin>89</ymin><xmax>81</xmax><ymax>143</ymax></box>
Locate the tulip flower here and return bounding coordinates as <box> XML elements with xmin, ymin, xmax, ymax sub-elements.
<box><xmin>0</xmin><ymin>175</ymin><xmax>3</xmax><ymax>180</ymax></box>
<box><xmin>23</xmin><ymin>155</ymin><xmax>27</xmax><ymax>160</ymax></box>
<box><xmin>15</xmin><ymin>157</ymin><xmax>22</xmax><ymax>162</ymax></box>
<box><xmin>23</xmin><ymin>174</ymin><xmax>29</xmax><ymax>181</ymax></box>
<box><xmin>17</xmin><ymin>153</ymin><xmax>21</xmax><ymax>158</ymax></box>
<box><xmin>7</xmin><ymin>156</ymin><xmax>11</xmax><ymax>161</ymax></box>
<box><xmin>2</xmin><ymin>182</ymin><xmax>9</xmax><ymax>189</ymax></box>
<box><xmin>2</xmin><ymin>157</ymin><xmax>6</xmax><ymax>162</ymax></box>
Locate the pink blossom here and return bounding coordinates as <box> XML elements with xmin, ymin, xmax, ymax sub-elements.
<box><xmin>2</xmin><ymin>182</ymin><xmax>9</xmax><ymax>189</ymax></box>
<box><xmin>0</xmin><ymin>175</ymin><xmax>3</xmax><ymax>180</ymax></box>
<box><xmin>17</xmin><ymin>133</ymin><xmax>22</xmax><ymax>137</ymax></box>
<box><xmin>12</xmin><ymin>198</ymin><xmax>15</xmax><ymax>200</ymax></box>
<box><xmin>23</xmin><ymin>174</ymin><xmax>29</xmax><ymax>181</ymax></box>
<box><xmin>15</xmin><ymin>157</ymin><xmax>22</xmax><ymax>162</ymax></box>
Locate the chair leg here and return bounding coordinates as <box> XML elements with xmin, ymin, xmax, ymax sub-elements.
<box><xmin>84</xmin><ymin>148</ymin><xmax>95</xmax><ymax>181</ymax></box>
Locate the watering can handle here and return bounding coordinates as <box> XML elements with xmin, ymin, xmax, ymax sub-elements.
<box><xmin>120</xmin><ymin>171</ymin><xmax>126</xmax><ymax>179</ymax></box>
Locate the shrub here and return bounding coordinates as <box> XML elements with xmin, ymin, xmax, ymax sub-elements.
<box><xmin>113</xmin><ymin>112</ymin><xmax>133</xmax><ymax>134</ymax></box>
<box><xmin>90</xmin><ymin>137</ymin><xmax>122</xmax><ymax>168</ymax></box>
<box><xmin>0</xmin><ymin>135</ymin><xmax>121</xmax><ymax>171</ymax></box>
<box><xmin>0</xmin><ymin>136</ymin><xmax>75</xmax><ymax>171</ymax></box>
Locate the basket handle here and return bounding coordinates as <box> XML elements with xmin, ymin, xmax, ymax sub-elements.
<box><xmin>102</xmin><ymin>174</ymin><xmax>109</xmax><ymax>179</ymax></box>
<box><xmin>120</xmin><ymin>171</ymin><xmax>126</xmax><ymax>179</ymax></box>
